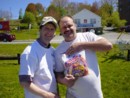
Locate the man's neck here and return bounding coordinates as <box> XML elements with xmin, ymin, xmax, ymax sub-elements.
<box><xmin>37</xmin><ymin>38</ymin><xmax>50</xmax><ymax>48</ymax></box>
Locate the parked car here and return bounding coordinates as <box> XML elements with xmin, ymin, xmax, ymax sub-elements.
<box><xmin>120</xmin><ymin>25</ymin><xmax>130</xmax><ymax>32</ymax></box>
<box><xmin>0</xmin><ymin>33</ymin><xmax>16</xmax><ymax>42</ymax></box>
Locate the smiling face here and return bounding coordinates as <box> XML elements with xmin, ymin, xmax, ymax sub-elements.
<box><xmin>39</xmin><ymin>23</ymin><xmax>56</xmax><ymax>45</ymax></box>
<box><xmin>59</xmin><ymin>16</ymin><xmax>77</xmax><ymax>42</ymax></box>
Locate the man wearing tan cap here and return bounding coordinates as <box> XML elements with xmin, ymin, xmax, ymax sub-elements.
<box><xmin>19</xmin><ymin>16</ymin><xmax>59</xmax><ymax>98</ymax></box>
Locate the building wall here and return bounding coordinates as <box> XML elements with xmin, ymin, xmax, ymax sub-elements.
<box><xmin>118</xmin><ymin>0</ymin><xmax>130</xmax><ymax>25</ymax></box>
<box><xmin>72</xmin><ymin>9</ymin><xmax>101</xmax><ymax>27</ymax></box>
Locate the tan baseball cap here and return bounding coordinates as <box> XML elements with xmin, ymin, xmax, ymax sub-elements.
<box><xmin>40</xmin><ymin>16</ymin><xmax>58</xmax><ymax>28</ymax></box>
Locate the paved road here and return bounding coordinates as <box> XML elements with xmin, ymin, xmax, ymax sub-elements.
<box><xmin>101</xmin><ymin>31</ymin><xmax>130</xmax><ymax>44</ymax></box>
<box><xmin>51</xmin><ymin>31</ymin><xmax>130</xmax><ymax>44</ymax></box>
<box><xmin>0</xmin><ymin>31</ymin><xmax>130</xmax><ymax>44</ymax></box>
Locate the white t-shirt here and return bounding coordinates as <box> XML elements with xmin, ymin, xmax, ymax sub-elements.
<box><xmin>54</xmin><ymin>32</ymin><xmax>103</xmax><ymax>98</ymax></box>
<box><xmin>19</xmin><ymin>41</ymin><xmax>57</xmax><ymax>98</ymax></box>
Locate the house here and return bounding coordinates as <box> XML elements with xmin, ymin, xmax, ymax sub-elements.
<box><xmin>72</xmin><ymin>9</ymin><xmax>102</xmax><ymax>34</ymax></box>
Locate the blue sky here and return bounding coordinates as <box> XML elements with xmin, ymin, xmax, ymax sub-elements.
<box><xmin>0</xmin><ymin>0</ymin><xmax>98</xmax><ymax>19</ymax></box>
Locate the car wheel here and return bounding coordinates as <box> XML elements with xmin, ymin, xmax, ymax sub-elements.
<box><xmin>3</xmin><ymin>38</ymin><xmax>7</xmax><ymax>42</ymax></box>
<box><xmin>89</xmin><ymin>29</ymin><xmax>95</xmax><ymax>33</ymax></box>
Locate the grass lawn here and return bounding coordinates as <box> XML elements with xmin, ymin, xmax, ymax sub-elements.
<box><xmin>10</xmin><ymin>29</ymin><xmax>60</xmax><ymax>40</ymax></box>
<box><xmin>97</xmin><ymin>46</ymin><xmax>130</xmax><ymax>98</ymax></box>
<box><xmin>11</xmin><ymin>29</ymin><xmax>39</xmax><ymax>40</ymax></box>
<box><xmin>0</xmin><ymin>44</ymin><xmax>130</xmax><ymax>98</ymax></box>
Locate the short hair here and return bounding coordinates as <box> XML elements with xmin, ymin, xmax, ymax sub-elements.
<box><xmin>58</xmin><ymin>15</ymin><xmax>74</xmax><ymax>26</ymax></box>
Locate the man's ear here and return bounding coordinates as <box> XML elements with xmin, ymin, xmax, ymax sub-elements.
<box><xmin>74</xmin><ymin>23</ymin><xmax>77</xmax><ymax>30</ymax></box>
<box><xmin>74</xmin><ymin>23</ymin><xmax>77</xmax><ymax>27</ymax></box>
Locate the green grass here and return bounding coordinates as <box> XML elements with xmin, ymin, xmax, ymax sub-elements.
<box><xmin>10</xmin><ymin>29</ymin><xmax>39</xmax><ymax>40</ymax></box>
<box><xmin>10</xmin><ymin>29</ymin><xmax>60</xmax><ymax>40</ymax></box>
<box><xmin>97</xmin><ymin>46</ymin><xmax>130</xmax><ymax>98</ymax></box>
<box><xmin>0</xmin><ymin>44</ymin><xmax>130</xmax><ymax>98</ymax></box>
<box><xmin>0</xmin><ymin>44</ymin><xmax>29</xmax><ymax>56</ymax></box>
<box><xmin>0</xmin><ymin>61</ymin><xmax>24</xmax><ymax>98</ymax></box>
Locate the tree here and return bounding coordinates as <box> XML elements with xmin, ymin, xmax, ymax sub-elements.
<box><xmin>22</xmin><ymin>11</ymin><xmax>36</xmax><ymax>23</ymax></box>
<box><xmin>45</xmin><ymin>4</ymin><xmax>61</xmax><ymax>20</ymax></box>
<box><xmin>99</xmin><ymin>3</ymin><xmax>113</xmax><ymax>26</ymax></box>
<box><xmin>111</xmin><ymin>11</ymin><xmax>126</xmax><ymax>27</ymax></box>
<box><xmin>19</xmin><ymin>8</ymin><xmax>23</xmax><ymax>20</ymax></box>
<box><xmin>78</xmin><ymin>3</ymin><xmax>91</xmax><ymax>11</ymax></box>
<box><xmin>25</xmin><ymin>3</ymin><xmax>37</xmax><ymax>16</ymax></box>
<box><xmin>50</xmin><ymin>0</ymin><xmax>68</xmax><ymax>18</ymax></box>
<box><xmin>35</xmin><ymin>3</ymin><xmax>45</xmax><ymax>25</ymax></box>
<box><xmin>65</xmin><ymin>2</ymin><xmax>91</xmax><ymax>16</ymax></box>
<box><xmin>100</xmin><ymin>0</ymin><xmax>118</xmax><ymax>11</ymax></box>
<box><xmin>98</xmin><ymin>0</ymin><xmax>126</xmax><ymax>28</ymax></box>
<box><xmin>51</xmin><ymin>0</ymin><xmax>69</xmax><ymax>8</ymax></box>
<box><xmin>25</xmin><ymin>3</ymin><xmax>45</xmax><ymax>24</ymax></box>
<box><xmin>65</xmin><ymin>2</ymin><xmax>78</xmax><ymax>15</ymax></box>
<box><xmin>35</xmin><ymin>3</ymin><xmax>44</xmax><ymax>17</ymax></box>
<box><xmin>21</xmin><ymin>11</ymin><xmax>38</xmax><ymax>29</ymax></box>
<box><xmin>91</xmin><ymin>1</ymin><xmax>100</xmax><ymax>15</ymax></box>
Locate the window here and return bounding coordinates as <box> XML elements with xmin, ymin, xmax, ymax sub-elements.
<box><xmin>90</xmin><ymin>19</ymin><xmax>96</xmax><ymax>24</ymax></box>
<box><xmin>74</xmin><ymin>19</ymin><xmax>80</xmax><ymax>24</ymax></box>
<box><xmin>84</xmin><ymin>19</ymin><xmax>87</xmax><ymax>23</ymax></box>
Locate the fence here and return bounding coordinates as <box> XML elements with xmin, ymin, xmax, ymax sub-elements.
<box><xmin>0</xmin><ymin>53</ymin><xmax>20</xmax><ymax>64</ymax></box>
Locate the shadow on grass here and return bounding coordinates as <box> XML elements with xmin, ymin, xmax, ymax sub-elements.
<box><xmin>0</xmin><ymin>61</ymin><xmax>18</xmax><ymax>66</ymax></box>
<box><xmin>101</xmin><ymin>53</ymin><xmax>127</xmax><ymax>63</ymax></box>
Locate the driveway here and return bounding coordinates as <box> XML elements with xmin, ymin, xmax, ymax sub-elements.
<box><xmin>101</xmin><ymin>31</ymin><xmax>130</xmax><ymax>44</ymax></box>
<box><xmin>51</xmin><ymin>31</ymin><xmax>130</xmax><ymax>44</ymax></box>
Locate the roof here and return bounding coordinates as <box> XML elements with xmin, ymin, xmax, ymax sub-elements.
<box><xmin>72</xmin><ymin>9</ymin><xmax>101</xmax><ymax>19</ymax></box>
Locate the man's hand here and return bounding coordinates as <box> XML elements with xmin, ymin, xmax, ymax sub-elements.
<box><xmin>44</xmin><ymin>92</ymin><xmax>60</xmax><ymax>98</ymax></box>
<box><xmin>63</xmin><ymin>74</ymin><xmax>76</xmax><ymax>87</ymax></box>
<box><xmin>65</xmin><ymin>43</ymin><xmax>83</xmax><ymax>56</ymax></box>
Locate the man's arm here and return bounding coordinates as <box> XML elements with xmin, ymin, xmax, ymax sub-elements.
<box><xmin>65</xmin><ymin>37</ymin><xmax>113</xmax><ymax>55</ymax></box>
<box><xmin>19</xmin><ymin>76</ymin><xmax>59</xmax><ymax>98</ymax></box>
<box><xmin>82</xmin><ymin>37</ymin><xmax>113</xmax><ymax>51</ymax></box>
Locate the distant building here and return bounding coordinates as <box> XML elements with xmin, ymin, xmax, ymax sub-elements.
<box><xmin>72</xmin><ymin>9</ymin><xmax>102</xmax><ymax>34</ymax></box>
<box><xmin>0</xmin><ymin>21</ymin><xmax>10</xmax><ymax>31</ymax></box>
<box><xmin>118</xmin><ymin>0</ymin><xmax>130</xmax><ymax>25</ymax></box>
